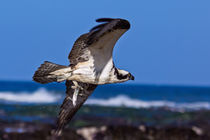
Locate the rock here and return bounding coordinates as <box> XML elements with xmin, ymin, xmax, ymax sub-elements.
<box><xmin>93</xmin><ymin>125</ymin><xmax>210</xmax><ymax>140</ymax></box>
<box><xmin>0</xmin><ymin>122</ymin><xmax>84</xmax><ymax>140</ymax></box>
<box><xmin>93</xmin><ymin>125</ymin><xmax>148</xmax><ymax>140</ymax></box>
<box><xmin>1</xmin><ymin>121</ymin><xmax>210</xmax><ymax>140</ymax></box>
<box><xmin>192</xmin><ymin>126</ymin><xmax>203</xmax><ymax>136</ymax></box>
<box><xmin>77</xmin><ymin>126</ymin><xmax>107</xmax><ymax>140</ymax></box>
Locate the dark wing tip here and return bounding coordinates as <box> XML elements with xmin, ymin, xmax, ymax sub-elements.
<box><xmin>95</xmin><ymin>18</ymin><xmax>130</xmax><ymax>30</ymax></box>
<box><xmin>96</xmin><ymin>18</ymin><xmax>115</xmax><ymax>22</ymax></box>
<box><xmin>116</xmin><ymin>18</ymin><xmax>130</xmax><ymax>30</ymax></box>
<box><xmin>87</xmin><ymin>18</ymin><xmax>130</xmax><ymax>45</ymax></box>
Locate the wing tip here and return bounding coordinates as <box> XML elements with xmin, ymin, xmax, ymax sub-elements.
<box><xmin>95</xmin><ymin>18</ymin><xmax>130</xmax><ymax>30</ymax></box>
<box><xmin>96</xmin><ymin>18</ymin><xmax>115</xmax><ymax>22</ymax></box>
<box><xmin>87</xmin><ymin>18</ymin><xmax>130</xmax><ymax>45</ymax></box>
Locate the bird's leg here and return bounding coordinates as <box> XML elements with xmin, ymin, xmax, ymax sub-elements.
<box><xmin>71</xmin><ymin>81</ymin><xmax>83</xmax><ymax>90</ymax></box>
<box><xmin>71</xmin><ymin>81</ymin><xmax>84</xmax><ymax>106</ymax></box>
<box><xmin>72</xmin><ymin>88</ymin><xmax>79</xmax><ymax>107</ymax></box>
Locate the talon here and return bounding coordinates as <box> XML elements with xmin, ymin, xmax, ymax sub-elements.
<box><xmin>72</xmin><ymin>81</ymin><xmax>83</xmax><ymax>90</ymax></box>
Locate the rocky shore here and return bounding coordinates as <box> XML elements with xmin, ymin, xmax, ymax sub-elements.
<box><xmin>1</xmin><ymin>120</ymin><xmax>210</xmax><ymax>140</ymax></box>
<box><xmin>1</xmin><ymin>105</ymin><xmax>210</xmax><ymax>140</ymax></box>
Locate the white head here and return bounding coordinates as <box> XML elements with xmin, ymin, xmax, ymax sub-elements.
<box><xmin>113</xmin><ymin>68</ymin><xmax>134</xmax><ymax>83</ymax></box>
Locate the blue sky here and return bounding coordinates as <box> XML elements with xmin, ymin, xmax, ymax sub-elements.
<box><xmin>0</xmin><ymin>0</ymin><xmax>209</xmax><ymax>86</ymax></box>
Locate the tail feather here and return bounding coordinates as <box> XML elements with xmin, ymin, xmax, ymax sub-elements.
<box><xmin>33</xmin><ymin>61</ymin><xmax>69</xmax><ymax>84</ymax></box>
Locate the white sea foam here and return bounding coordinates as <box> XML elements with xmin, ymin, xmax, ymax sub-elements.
<box><xmin>86</xmin><ymin>95</ymin><xmax>210</xmax><ymax>111</ymax></box>
<box><xmin>0</xmin><ymin>88</ymin><xmax>61</xmax><ymax>103</ymax></box>
<box><xmin>0</xmin><ymin>89</ymin><xmax>210</xmax><ymax>111</ymax></box>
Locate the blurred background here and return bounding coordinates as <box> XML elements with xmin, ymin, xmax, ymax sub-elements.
<box><xmin>0</xmin><ymin>0</ymin><xmax>210</xmax><ymax>140</ymax></box>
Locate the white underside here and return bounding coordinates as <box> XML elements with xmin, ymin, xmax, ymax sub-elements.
<box><xmin>69</xmin><ymin>58</ymin><xmax>115</xmax><ymax>84</ymax></box>
<box><xmin>52</xmin><ymin>29</ymin><xmax>128</xmax><ymax>84</ymax></box>
<box><xmin>69</xmin><ymin>30</ymin><xmax>128</xmax><ymax>84</ymax></box>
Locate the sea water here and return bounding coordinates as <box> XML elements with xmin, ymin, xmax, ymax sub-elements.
<box><xmin>0</xmin><ymin>81</ymin><xmax>210</xmax><ymax>111</ymax></box>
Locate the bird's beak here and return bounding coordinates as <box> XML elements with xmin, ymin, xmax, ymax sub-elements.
<box><xmin>129</xmin><ymin>74</ymin><xmax>135</xmax><ymax>80</ymax></box>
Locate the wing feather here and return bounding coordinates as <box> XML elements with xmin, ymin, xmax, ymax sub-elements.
<box><xmin>87</xmin><ymin>19</ymin><xmax>119</xmax><ymax>45</ymax></box>
<box><xmin>87</xmin><ymin>18</ymin><xmax>130</xmax><ymax>45</ymax></box>
<box><xmin>68</xmin><ymin>34</ymin><xmax>89</xmax><ymax>65</ymax></box>
<box><xmin>68</xmin><ymin>18</ymin><xmax>130</xmax><ymax>65</ymax></box>
<box><xmin>51</xmin><ymin>80</ymin><xmax>97</xmax><ymax>137</ymax></box>
<box><xmin>89</xmin><ymin>23</ymin><xmax>107</xmax><ymax>32</ymax></box>
<box><xmin>96</xmin><ymin>18</ymin><xmax>115</xmax><ymax>22</ymax></box>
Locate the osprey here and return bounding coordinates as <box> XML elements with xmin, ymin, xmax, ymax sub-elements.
<box><xmin>33</xmin><ymin>18</ymin><xmax>134</xmax><ymax>137</ymax></box>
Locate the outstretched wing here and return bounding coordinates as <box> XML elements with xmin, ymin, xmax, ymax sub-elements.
<box><xmin>52</xmin><ymin>80</ymin><xmax>97</xmax><ymax>136</ymax></box>
<box><xmin>68</xmin><ymin>18</ymin><xmax>130</xmax><ymax>66</ymax></box>
<box><xmin>51</xmin><ymin>18</ymin><xmax>130</xmax><ymax>137</ymax></box>
<box><xmin>87</xmin><ymin>18</ymin><xmax>130</xmax><ymax>45</ymax></box>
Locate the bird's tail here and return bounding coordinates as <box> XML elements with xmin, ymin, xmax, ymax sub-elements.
<box><xmin>33</xmin><ymin>61</ymin><xmax>72</xmax><ymax>84</ymax></box>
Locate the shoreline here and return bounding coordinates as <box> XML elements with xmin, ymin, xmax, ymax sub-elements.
<box><xmin>1</xmin><ymin>105</ymin><xmax>210</xmax><ymax>139</ymax></box>
<box><xmin>0</xmin><ymin>120</ymin><xmax>209</xmax><ymax>140</ymax></box>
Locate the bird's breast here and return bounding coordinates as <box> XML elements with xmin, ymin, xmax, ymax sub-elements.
<box><xmin>70</xmin><ymin>57</ymin><xmax>115</xmax><ymax>84</ymax></box>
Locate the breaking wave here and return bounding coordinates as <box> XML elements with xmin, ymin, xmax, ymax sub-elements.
<box><xmin>0</xmin><ymin>89</ymin><xmax>210</xmax><ymax>110</ymax></box>
<box><xmin>0</xmin><ymin>88</ymin><xmax>61</xmax><ymax>103</ymax></box>
<box><xmin>86</xmin><ymin>95</ymin><xmax>210</xmax><ymax>111</ymax></box>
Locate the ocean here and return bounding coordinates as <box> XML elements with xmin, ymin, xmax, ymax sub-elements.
<box><xmin>1</xmin><ymin>80</ymin><xmax>210</xmax><ymax>133</ymax></box>
<box><xmin>0</xmin><ymin>81</ymin><xmax>210</xmax><ymax>110</ymax></box>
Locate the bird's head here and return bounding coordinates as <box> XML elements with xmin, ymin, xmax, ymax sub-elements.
<box><xmin>114</xmin><ymin>69</ymin><xmax>135</xmax><ymax>82</ymax></box>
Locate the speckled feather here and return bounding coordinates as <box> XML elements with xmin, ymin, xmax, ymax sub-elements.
<box><xmin>52</xmin><ymin>81</ymin><xmax>97</xmax><ymax>137</ymax></box>
<box><xmin>33</xmin><ymin>61</ymin><xmax>67</xmax><ymax>84</ymax></box>
<box><xmin>68</xmin><ymin>18</ymin><xmax>130</xmax><ymax>65</ymax></box>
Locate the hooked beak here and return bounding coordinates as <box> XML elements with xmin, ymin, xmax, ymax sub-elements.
<box><xmin>129</xmin><ymin>74</ymin><xmax>135</xmax><ymax>80</ymax></box>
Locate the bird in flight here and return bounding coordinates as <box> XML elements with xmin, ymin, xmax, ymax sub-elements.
<box><xmin>33</xmin><ymin>18</ymin><xmax>134</xmax><ymax>137</ymax></box>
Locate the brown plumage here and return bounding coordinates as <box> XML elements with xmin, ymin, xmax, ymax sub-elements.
<box><xmin>51</xmin><ymin>81</ymin><xmax>97</xmax><ymax>137</ymax></box>
<box><xmin>33</xmin><ymin>61</ymin><xmax>67</xmax><ymax>84</ymax></box>
<box><xmin>33</xmin><ymin>18</ymin><xmax>132</xmax><ymax>139</ymax></box>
